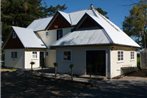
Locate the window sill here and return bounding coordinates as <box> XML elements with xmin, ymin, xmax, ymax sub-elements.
<box><xmin>130</xmin><ymin>59</ymin><xmax>135</xmax><ymax>62</ymax></box>
<box><xmin>117</xmin><ymin>61</ymin><xmax>124</xmax><ymax>64</ymax></box>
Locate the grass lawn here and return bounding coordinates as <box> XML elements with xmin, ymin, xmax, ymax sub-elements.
<box><xmin>0</xmin><ymin>68</ymin><xmax>17</xmax><ymax>72</ymax></box>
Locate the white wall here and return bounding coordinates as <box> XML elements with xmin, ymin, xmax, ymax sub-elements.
<box><xmin>36</xmin><ymin>27</ymin><xmax>72</xmax><ymax>67</ymax></box>
<box><xmin>45</xmin><ymin>50</ymin><xmax>56</xmax><ymax>67</ymax></box>
<box><xmin>110</xmin><ymin>50</ymin><xmax>137</xmax><ymax>78</ymax></box>
<box><xmin>24</xmin><ymin>51</ymin><xmax>40</xmax><ymax>69</ymax></box>
<box><xmin>37</xmin><ymin>27</ymin><xmax>72</xmax><ymax>48</ymax></box>
<box><xmin>56</xmin><ymin>46</ymin><xmax>109</xmax><ymax>75</ymax></box>
<box><xmin>4</xmin><ymin>49</ymin><xmax>24</xmax><ymax>69</ymax></box>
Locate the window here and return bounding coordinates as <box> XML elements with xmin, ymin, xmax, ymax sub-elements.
<box><xmin>57</xmin><ymin>29</ymin><xmax>63</xmax><ymax>40</ymax></box>
<box><xmin>32</xmin><ymin>52</ymin><xmax>37</xmax><ymax>58</ymax></box>
<box><xmin>12</xmin><ymin>32</ymin><xmax>16</xmax><ymax>39</ymax></box>
<box><xmin>118</xmin><ymin>51</ymin><xmax>123</xmax><ymax>61</ymax></box>
<box><xmin>46</xmin><ymin>32</ymin><xmax>48</xmax><ymax>36</ymax></box>
<box><xmin>131</xmin><ymin>52</ymin><xmax>134</xmax><ymax>59</ymax></box>
<box><xmin>63</xmin><ymin>51</ymin><xmax>71</xmax><ymax>61</ymax></box>
<box><xmin>11</xmin><ymin>52</ymin><xmax>17</xmax><ymax>58</ymax></box>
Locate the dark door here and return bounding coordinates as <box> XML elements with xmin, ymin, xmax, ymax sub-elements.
<box><xmin>86</xmin><ymin>50</ymin><xmax>106</xmax><ymax>76</ymax></box>
<box><xmin>40</xmin><ymin>52</ymin><xmax>45</xmax><ymax>68</ymax></box>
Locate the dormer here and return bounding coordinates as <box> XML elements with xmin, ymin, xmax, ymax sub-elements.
<box><xmin>46</xmin><ymin>11</ymin><xmax>71</xmax><ymax>30</ymax></box>
<box><xmin>75</xmin><ymin>13</ymin><xmax>103</xmax><ymax>30</ymax></box>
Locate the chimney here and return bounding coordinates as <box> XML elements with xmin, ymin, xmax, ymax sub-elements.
<box><xmin>90</xmin><ymin>4</ymin><xmax>94</xmax><ymax>10</ymax></box>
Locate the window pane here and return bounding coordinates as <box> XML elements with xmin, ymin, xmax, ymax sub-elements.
<box><xmin>57</xmin><ymin>29</ymin><xmax>63</xmax><ymax>40</ymax></box>
<box><xmin>64</xmin><ymin>51</ymin><xmax>71</xmax><ymax>60</ymax></box>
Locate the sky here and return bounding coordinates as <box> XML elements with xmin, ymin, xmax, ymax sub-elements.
<box><xmin>43</xmin><ymin>0</ymin><xmax>139</xmax><ymax>29</ymax></box>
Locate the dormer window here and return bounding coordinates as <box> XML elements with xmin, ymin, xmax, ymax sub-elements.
<box><xmin>12</xmin><ymin>32</ymin><xmax>16</xmax><ymax>39</ymax></box>
<box><xmin>57</xmin><ymin>29</ymin><xmax>63</xmax><ymax>40</ymax></box>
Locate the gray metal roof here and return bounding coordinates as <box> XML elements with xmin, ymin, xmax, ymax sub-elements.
<box><xmin>27</xmin><ymin>17</ymin><xmax>52</xmax><ymax>31</ymax></box>
<box><xmin>27</xmin><ymin>10</ymin><xmax>95</xmax><ymax>31</ymax></box>
<box><xmin>12</xmin><ymin>26</ymin><xmax>46</xmax><ymax>48</ymax></box>
<box><xmin>52</xmin><ymin>9</ymin><xmax>140</xmax><ymax>48</ymax></box>
<box><xmin>52</xmin><ymin>29</ymin><xmax>110</xmax><ymax>46</ymax></box>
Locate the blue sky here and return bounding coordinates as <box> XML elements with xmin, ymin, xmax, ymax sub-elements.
<box><xmin>43</xmin><ymin>0</ymin><xmax>139</xmax><ymax>29</ymax></box>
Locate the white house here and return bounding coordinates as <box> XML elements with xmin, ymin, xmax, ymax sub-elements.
<box><xmin>3</xmin><ymin>26</ymin><xmax>46</xmax><ymax>69</ymax></box>
<box><xmin>50</xmin><ymin>8</ymin><xmax>140</xmax><ymax>78</ymax></box>
<box><xmin>3</xmin><ymin>7</ymin><xmax>140</xmax><ymax>78</ymax></box>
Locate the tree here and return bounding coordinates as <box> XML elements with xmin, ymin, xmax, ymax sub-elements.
<box><xmin>1</xmin><ymin>0</ymin><xmax>67</xmax><ymax>42</ymax></box>
<box><xmin>123</xmin><ymin>0</ymin><xmax>147</xmax><ymax>48</ymax></box>
<box><xmin>96</xmin><ymin>8</ymin><xmax>109</xmax><ymax>18</ymax></box>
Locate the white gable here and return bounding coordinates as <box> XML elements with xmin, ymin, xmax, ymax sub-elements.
<box><xmin>27</xmin><ymin>17</ymin><xmax>52</xmax><ymax>31</ymax></box>
<box><xmin>12</xmin><ymin>26</ymin><xmax>46</xmax><ymax>48</ymax></box>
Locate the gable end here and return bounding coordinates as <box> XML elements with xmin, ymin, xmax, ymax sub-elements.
<box><xmin>3</xmin><ymin>31</ymin><xmax>24</xmax><ymax>49</ymax></box>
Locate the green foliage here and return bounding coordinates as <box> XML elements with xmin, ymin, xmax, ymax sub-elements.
<box><xmin>53</xmin><ymin>62</ymin><xmax>58</xmax><ymax>67</ymax></box>
<box><xmin>96</xmin><ymin>8</ymin><xmax>109</xmax><ymax>18</ymax></box>
<box><xmin>1</xmin><ymin>0</ymin><xmax>67</xmax><ymax>42</ymax></box>
<box><xmin>123</xmin><ymin>0</ymin><xmax>147</xmax><ymax>47</ymax></box>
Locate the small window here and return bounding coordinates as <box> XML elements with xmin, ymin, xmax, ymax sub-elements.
<box><xmin>11</xmin><ymin>52</ymin><xmax>17</xmax><ymax>58</ymax></box>
<box><xmin>12</xmin><ymin>32</ymin><xmax>16</xmax><ymax>39</ymax></box>
<box><xmin>118</xmin><ymin>51</ymin><xmax>123</xmax><ymax>61</ymax></box>
<box><xmin>46</xmin><ymin>32</ymin><xmax>48</xmax><ymax>36</ymax></box>
<box><xmin>131</xmin><ymin>52</ymin><xmax>134</xmax><ymax>59</ymax></box>
<box><xmin>32</xmin><ymin>52</ymin><xmax>37</xmax><ymax>58</ymax></box>
<box><xmin>57</xmin><ymin>29</ymin><xmax>63</xmax><ymax>40</ymax></box>
<box><xmin>63</xmin><ymin>51</ymin><xmax>71</xmax><ymax>61</ymax></box>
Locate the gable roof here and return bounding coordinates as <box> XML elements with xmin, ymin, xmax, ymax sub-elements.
<box><xmin>27</xmin><ymin>17</ymin><xmax>53</xmax><ymax>31</ymax></box>
<box><xmin>69</xmin><ymin>10</ymin><xmax>95</xmax><ymax>25</ymax></box>
<box><xmin>27</xmin><ymin>10</ymin><xmax>96</xmax><ymax>31</ymax></box>
<box><xmin>12</xmin><ymin>26</ymin><xmax>46</xmax><ymax>48</ymax></box>
<box><xmin>58</xmin><ymin>11</ymin><xmax>71</xmax><ymax>24</ymax></box>
<box><xmin>51</xmin><ymin>9</ymin><xmax>140</xmax><ymax>48</ymax></box>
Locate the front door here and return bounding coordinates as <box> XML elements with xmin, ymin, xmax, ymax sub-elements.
<box><xmin>86</xmin><ymin>50</ymin><xmax>106</xmax><ymax>75</ymax></box>
<box><xmin>40</xmin><ymin>52</ymin><xmax>45</xmax><ymax>68</ymax></box>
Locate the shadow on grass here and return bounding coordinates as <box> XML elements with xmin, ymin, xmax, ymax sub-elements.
<box><xmin>1</xmin><ymin>70</ymin><xmax>147</xmax><ymax>98</ymax></box>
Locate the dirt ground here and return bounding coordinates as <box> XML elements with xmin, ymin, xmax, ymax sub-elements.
<box><xmin>1</xmin><ymin>69</ymin><xmax>147</xmax><ymax>98</ymax></box>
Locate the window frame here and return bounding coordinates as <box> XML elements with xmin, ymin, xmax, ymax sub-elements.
<box><xmin>11</xmin><ymin>52</ymin><xmax>17</xmax><ymax>58</ymax></box>
<box><xmin>57</xmin><ymin>29</ymin><xmax>63</xmax><ymax>40</ymax></box>
<box><xmin>63</xmin><ymin>51</ymin><xmax>71</xmax><ymax>61</ymax></box>
<box><xmin>118</xmin><ymin>51</ymin><xmax>123</xmax><ymax>61</ymax></box>
<box><xmin>32</xmin><ymin>51</ymin><xmax>37</xmax><ymax>58</ymax></box>
<box><xmin>130</xmin><ymin>51</ymin><xmax>134</xmax><ymax>59</ymax></box>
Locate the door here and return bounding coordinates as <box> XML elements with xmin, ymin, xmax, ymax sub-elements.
<box><xmin>86</xmin><ymin>50</ymin><xmax>106</xmax><ymax>75</ymax></box>
<box><xmin>40</xmin><ymin>52</ymin><xmax>45</xmax><ymax>68</ymax></box>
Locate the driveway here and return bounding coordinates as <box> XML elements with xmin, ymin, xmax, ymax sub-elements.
<box><xmin>1</xmin><ymin>70</ymin><xmax>147</xmax><ymax>98</ymax></box>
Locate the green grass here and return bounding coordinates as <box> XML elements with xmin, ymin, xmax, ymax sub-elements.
<box><xmin>0</xmin><ymin>68</ymin><xmax>17</xmax><ymax>72</ymax></box>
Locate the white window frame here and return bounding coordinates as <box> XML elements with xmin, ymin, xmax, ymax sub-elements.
<box><xmin>32</xmin><ymin>51</ymin><xmax>37</xmax><ymax>58</ymax></box>
<box><xmin>118</xmin><ymin>51</ymin><xmax>123</xmax><ymax>61</ymax></box>
<box><xmin>63</xmin><ymin>50</ymin><xmax>71</xmax><ymax>61</ymax></box>
<box><xmin>130</xmin><ymin>52</ymin><xmax>134</xmax><ymax>59</ymax></box>
<box><xmin>11</xmin><ymin>52</ymin><xmax>17</xmax><ymax>58</ymax></box>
